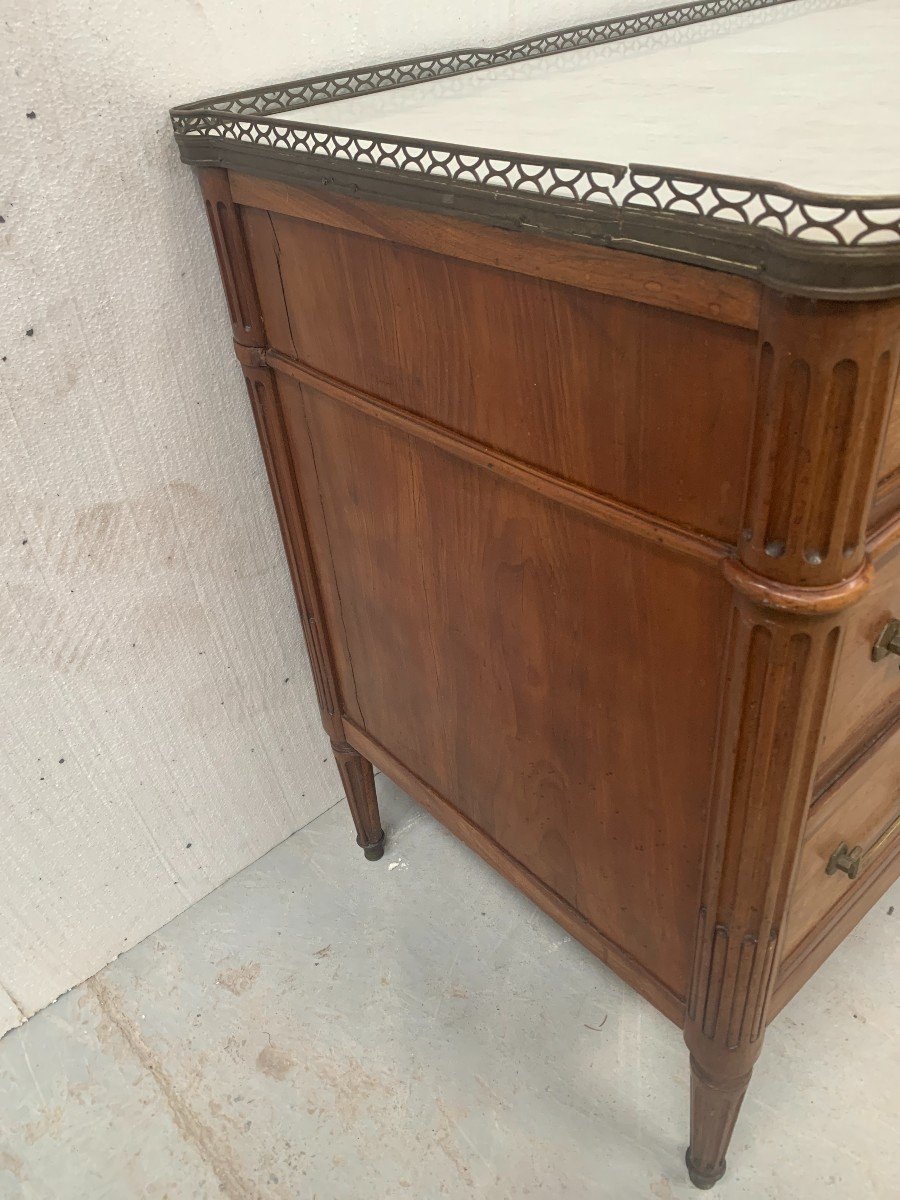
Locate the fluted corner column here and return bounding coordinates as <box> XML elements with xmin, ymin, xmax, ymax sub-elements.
<box><xmin>684</xmin><ymin>291</ymin><xmax>900</xmax><ymax>1188</ymax></box>
<box><xmin>196</xmin><ymin>167</ymin><xmax>385</xmax><ymax>862</ymax></box>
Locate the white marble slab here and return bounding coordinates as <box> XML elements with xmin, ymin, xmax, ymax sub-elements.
<box><xmin>274</xmin><ymin>0</ymin><xmax>899</xmax><ymax>198</ymax></box>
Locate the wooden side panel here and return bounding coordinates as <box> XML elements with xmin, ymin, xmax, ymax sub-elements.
<box><xmin>241</xmin><ymin>206</ymin><xmax>757</xmax><ymax>543</ymax></box>
<box><xmin>277</xmin><ymin>377</ymin><xmax>731</xmax><ymax>999</ymax></box>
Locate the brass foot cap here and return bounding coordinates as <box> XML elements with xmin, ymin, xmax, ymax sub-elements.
<box><xmin>361</xmin><ymin>831</ymin><xmax>385</xmax><ymax>861</ymax></box>
<box><xmin>686</xmin><ymin>1149</ymin><xmax>726</xmax><ymax>1190</ymax></box>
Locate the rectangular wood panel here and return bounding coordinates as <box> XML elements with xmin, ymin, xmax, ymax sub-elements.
<box><xmin>278</xmin><ymin>377</ymin><xmax>732</xmax><ymax>998</ymax></box>
<box><xmin>241</xmin><ymin>205</ymin><xmax>757</xmax><ymax>544</ymax></box>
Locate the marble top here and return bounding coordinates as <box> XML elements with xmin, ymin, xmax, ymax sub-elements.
<box><xmin>272</xmin><ymin>0</ymin><xmax>898</xmax><ymax>198</ymax></box>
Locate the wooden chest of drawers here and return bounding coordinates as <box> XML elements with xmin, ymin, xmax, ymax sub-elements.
<box><xmin>172</xmin><ymin>0</ymin><xmax>900</xmax><ymax>1187</ymax></box>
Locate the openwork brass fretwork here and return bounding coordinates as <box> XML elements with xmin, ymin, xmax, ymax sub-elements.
<box><xmin>170</xmin><ymin>0</ymin><xmax>900</xmax><ymax>280</ymax></box>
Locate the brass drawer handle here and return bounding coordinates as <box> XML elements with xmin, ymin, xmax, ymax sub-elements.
<box><xmin>871</xmin><ymin>619</ymin><xmax>900</xmax><ymax>663</ymax></box>
<box><xmin>826</xmin><ymin>813</ymin><xmax>900</xmax><ymax>880</ymax></box>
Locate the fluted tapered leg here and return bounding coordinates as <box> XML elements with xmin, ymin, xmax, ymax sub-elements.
<box><xmin>331</xmin><ymin>740</ymin><xmax>385</xmax><ymax>860</ymax></box>
<box><xmin>686</xmin><ymin>1057</ymin><xmax>752</xmax><ymax>1188</ymax></box>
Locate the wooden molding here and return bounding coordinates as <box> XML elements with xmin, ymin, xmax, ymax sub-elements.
<box><xmin>243</xmin><ymin>363</ymin><xmax>344</xmax><ymax>740</ymax></box>
<box><xmin>265</xmin><ymin>349</ymin><xmax>729</xmax><ymax>568</ymax></box>
<box><xmin>228</xmin><ymin>171</ymin><xmax>761</xmax><ymax>331</ymax></box>
<box><xmin>721</xmin><ymin>557</ymin><xmax>873</xmax><ymax>616</ymax></box>
<box><xmin>685</xmin><ymin>608</ymin><xmax>841</xmax><ymax>1069</ymax></box>
<box><xmin>741</xmin><ymin>293</ymin><xmax>900</xmax><ymax>587</ymax></box>
<box><xmin>198</xmin><ymin>168</ymin><xmax>265</xmax><ymax>347</ymax></box>
<box><xmin>232</xmin><ymin>340</ymin><xmax>265</xmax><ymax>369</ymax></box>
<box><xmin>343</xmin><ymin>718</ymin><xmax>685</xmax><ymax>1026</ymax></box>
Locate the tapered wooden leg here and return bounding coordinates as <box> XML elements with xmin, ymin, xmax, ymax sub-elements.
<box><xmin>685</xmin><ymin>1056</ymin><xmax>752</xmax><ymax>1189</ymax></box>
<box><xmin>331</xmin><ymin>740</ymin><xmax>385</xmax><ymax>860</ymax></box>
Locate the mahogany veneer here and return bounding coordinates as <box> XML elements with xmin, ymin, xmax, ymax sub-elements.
<box><xmin>194</xmin><ymin>165</ymin><xmax>900</xmax><ymax>1188</ymax></box>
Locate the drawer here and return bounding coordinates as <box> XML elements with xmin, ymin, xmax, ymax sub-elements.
<box><xmin>818</xmin><ymin>540</ymin><xmax>900</xmax><ymax>784</ymax></box>
<box><xmin>785</xmin><ymin>720</ymin><xmax>900</xmax><ymax>959</ymax></box>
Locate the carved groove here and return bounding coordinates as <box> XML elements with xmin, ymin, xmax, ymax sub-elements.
<box><xmin>687</xmin><ymin>905</ymin><xmax>707</xmax><ymax>1023</ymax></box>
<box><xmin>742</xmin><ymin>296</ymin><xmax>900</xmax><ymax>585</ymax></box>
<box><xmin>701</xmin><ymin>924</ymin><xmax>729</xmax><ymax>1041</ymax></box>
<box><xmin>725</xmin><ymin>935</ymin><xmax>755</xmax><ymax>1050</ymax></box>
<box><xmin>198</xmin><ymin>169</ymin><xmax>265</xmax><ymax>347</ymax></box>
<box><xmin>266</xmin><ymin>391</ymin><xmax>343</xmax><ymax>724</ymax></box>
<box><xmin>217</xmin><ymin>200</ymin><xmax>249</xmax><ymax>332</ymax></box>
<box><xmin>805</xmin><ymin>359</ymin><xmax>857</xmax><ymax>562</ymax></box>
<box><xmin>749</xmin><ymin>930</ymin><xmax>777</xmax><ymax>1043</ymax></box>
<box><xmin>330</xmin><ymin>739</ymin><xmax>383</xmax><ymax>847</ymax></box>
<box><xmin>687</xmin><ymin>608</ymin><xmax>842</xmax><ymax>1064</ymax></box>
<box><xmin>205</xmin><ymin>199</ymin><xmax>237</xmax><ymax>327</ymax></box>
<box><xmin>844</xmin><ymin>350</ymin><xmax>895</xmax><ymax>546</ymax></box>
<box><xmin>245</xmin><ymin>367</ymin><xmax>342</xmax><ymax>735</ymax></box>
<box><xmin>764</xmin><ymin>356</ymin><xmax>810</xmax><ymax>557</ymax></box>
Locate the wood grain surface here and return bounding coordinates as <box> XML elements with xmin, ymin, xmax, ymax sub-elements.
<box><xmin>196</xmin><ymin>167</ymin><xmax>900</xmax><ymax>1188</ymax></box>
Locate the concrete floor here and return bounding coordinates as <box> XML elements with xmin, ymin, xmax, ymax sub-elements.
<box><xmin>0</xmin><ymin>775</ymin><xmax>897</xmax><ymax>1200</ymax></box>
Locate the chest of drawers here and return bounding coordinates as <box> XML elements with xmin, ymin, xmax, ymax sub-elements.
<box><xmin>172</xmin><ymin>0</ymin><xmax>900</xmax><ymax>1186</ymax></box>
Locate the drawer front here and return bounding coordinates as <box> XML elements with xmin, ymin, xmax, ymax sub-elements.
<box><xmin>818</xmin><ymin>540</ymin><xmax>900</xmax><ymax>784</ymax></box>
<box><xmin>786</xmin><ymin>721</ymin><xmax>900</xmax><ymax>958</ymax></box>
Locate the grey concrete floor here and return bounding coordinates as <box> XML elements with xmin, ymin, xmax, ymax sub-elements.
<box><xmin>0</xmin><ymin>774</ymin><xmax>897</xmax><ymax>1200</ymax></box>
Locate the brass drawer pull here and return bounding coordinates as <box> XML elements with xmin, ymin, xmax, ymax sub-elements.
<box><xmin>871</xmin><ymin>619</ymin><xmax>900</xmax><ymax>663</ymax></box>
<box><xmin>826</xmin><ymin>813</ymin><xmax>900</xmax><ymax>880</ymax></box>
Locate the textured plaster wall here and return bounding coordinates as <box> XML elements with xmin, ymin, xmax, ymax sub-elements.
<box><xmin>1</xmin><ymin>1</ymin><xmax>631</xmax><ymax>1037</ymax></box>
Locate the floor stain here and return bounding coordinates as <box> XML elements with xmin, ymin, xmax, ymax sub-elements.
<box><xmin>255</xmin><ymin>1044</ymin><xmax>295</xmax><ymax>1082</ymax></box>
<box><xmin>433</xmin><ymin>1097</ymin><xmax>475</xmax><ymax>1188</ymax></box>
<box><xmin>216</xmin><ymin>963</ymin><xmax>261</xmax><ymax>997</ymax></box>
<box><xmin>305</xmin><ymin>1048</ymin><xmax>395</xmax><ymax>1126</ymax></box>
<box><xmin>24</xmin><ymin>1107</ymin><xmax>63</xmax><ymax>1144</ymax></box>
<box><xmin>87</xmin><ymin>976</ymin><xmax>258</xmax><ymax>1200</ymax></box>
<box><xmin>0</xmin><ymin>1150</ymin><xmax>24</xmax><ymax>1181</ymax></box>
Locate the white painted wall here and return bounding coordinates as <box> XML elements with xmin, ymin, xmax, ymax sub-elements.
<box><xmin>0</xmin><ymin>0</ymin><xmax>646</xmax><ymax>1036</ymax></box>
